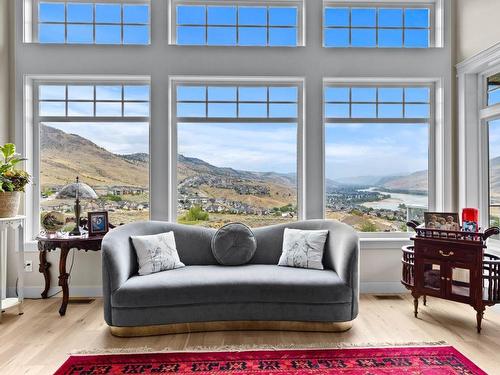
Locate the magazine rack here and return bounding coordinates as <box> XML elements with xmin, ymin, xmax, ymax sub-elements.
<box><xmin>402</xmin><ymin>221</ymin><xmax>500</xmax><ymax>333</ymax></box>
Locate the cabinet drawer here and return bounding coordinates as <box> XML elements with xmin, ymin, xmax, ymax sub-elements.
<box><xmin>418</xmin><ymin>246</ymin><xmax>476</xmax><ymax>263</ymax></box>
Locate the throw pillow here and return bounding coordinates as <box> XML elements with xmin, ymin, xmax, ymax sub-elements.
<box><xmin>131</xmin><ymin>231</ymin><xmax>185</xmax><ymax>275</ymax></box>
<box><xmin>278</xmin><ymin>228</ymin><xmax>329</xmax><ymax>270</ymax></box>
<box><xmin>211</xmin><ymin>222</ymin><xmax>257</xmax><ymax>266</ymax></box>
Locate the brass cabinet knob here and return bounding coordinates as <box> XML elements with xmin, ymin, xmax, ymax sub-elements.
<box><xmin>439</xmin><ymin>250</ymin><xmax>454</xmax><ymax>257</ymax></box>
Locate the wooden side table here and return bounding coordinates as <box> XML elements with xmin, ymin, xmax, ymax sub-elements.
<box><xmin>37</xmin><ymin>235</ymin><xmax>103</xmax><ymax>316</ymax></box>
<box><xmin>0</xmin><ymin>216</ymin><xmax>25</xmax><ymax>323</ymax></box>
<box><xmin>402</xmin><ymin>222</ymin><xmax>500</xmax><ymax>333</ymax></box>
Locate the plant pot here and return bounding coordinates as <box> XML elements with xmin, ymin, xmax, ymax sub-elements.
<box><xmin>0</xmin><ymin>191</ymin><xmax>21</xmax><ymax>218</ymax></box>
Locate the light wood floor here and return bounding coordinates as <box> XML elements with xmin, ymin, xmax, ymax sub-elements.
<box><xmin>1</xmin><ymin>294</ymin><xmax>499</xmax><ymax>374</ymax></box>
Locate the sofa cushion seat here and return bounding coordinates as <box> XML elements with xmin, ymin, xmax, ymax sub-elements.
<box><xmin>112</xmin><ymin>264</ymin><xmax>352</xmax><ymax>308</ymax></box>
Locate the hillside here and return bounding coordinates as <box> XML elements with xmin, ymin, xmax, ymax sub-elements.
<box><xmin>40</xmin><ymin>125</ymin><xmax>149</xmax><ymax>188</ymax></box>
<box><xmin>40</xmin><ymin>125</ymin><xmax>297</xmax><ymax>208</ymax></box>
<box><xmin>377</xmin><ymin>170</ymin><xmax>428</xmax><ymax>193</ymax></box>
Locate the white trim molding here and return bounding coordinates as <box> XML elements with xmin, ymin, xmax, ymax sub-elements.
<box><xmin>168</xmin><ymin>0</ymin><xmax>306</xmax><ymax>47</ymax></box>
<box><xmin>322</xmin><ymin>77</ymin><xmax>448</xmax><ymax>239</ymax></box>
<box><xmin>322</xmin><ymin>0</ymin><xmax>443</xmax><ymax>49</ymax></box>
<box><xmin>167</xmin><ymin>75</ymin><xmax>306</xmax><ymax>223</ymax></box>
<box><xmin>457</xmin><ymin>42</ymin><xmax>500</xmax><ymax>230</ymax></box>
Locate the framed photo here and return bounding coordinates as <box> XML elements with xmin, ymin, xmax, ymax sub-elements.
<box><xmin>87</xmin><ymin>211</ymin><xmax>109</xmax><ymax>236</ymax></box>
<box><xmin>424</xmin><ymin>212</ymin><xmax>460</xmax><ymax>231</ymax></box>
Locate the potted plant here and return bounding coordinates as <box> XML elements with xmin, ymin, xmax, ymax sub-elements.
<box><xmin>0</xmin><ymin>143</ymin><xmax>30</xmax><ymax>218</ymax></box>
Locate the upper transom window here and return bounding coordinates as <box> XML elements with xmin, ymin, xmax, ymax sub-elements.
<box><xmin>325</xmin><ymin>86</ymin><xmax>430</xmax><ymax>119</ymax></box>
<box><xmin>38</xmin><ymin>84</ymin><xmax>150</xmax><ymax>118</ymax></box>
<box><xmin>323</xmin><ymin>3</ymin><xmax>433</xmax><ymax>48</ymax></box>
<box><xmin>170</xmin><ymin>0</ymin><xmax>304</xmax><ymax>47</ymax></box>
<box><xmin>176</xmin><ymin>85</ymin><xmax>298</xmax><ymax>119</ymax></box>
<box><xmin>36</xmin><ymin>1</ymin><xmax>150</xmax><ymax>45</ymax></box>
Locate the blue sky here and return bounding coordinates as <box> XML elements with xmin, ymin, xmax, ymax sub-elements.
<box><xmin>38</xmin><ymin>3</ymin><xmax>430</xmax><ymax>48</ymax></box>
<box><xmin>39</xmin><ymin>2</ymin><xmax>149</xmax><ymax>44</ymax></box>
<box><xmin>176</xmin><ymin>5</ymin><xmax>297</xmax><ymax>46</ymax></box>
<box><xmin>324</xmin><ymin>7</ymin><xmax>430</xmax><ymax>48</ymax></box>
<box><xmin>325</xmin><ymin>123</ymin><xmax>428</xmax><ymax>179</ymax></box>
<box><xmin>44</xmin><ymin>122</ymin><xmax>149</xmax><ymax>155</ymax></box>
<box><xmin>178</xmin><ymin>123</ymin><xmax>297</xmax><ymax>173</ymax></box>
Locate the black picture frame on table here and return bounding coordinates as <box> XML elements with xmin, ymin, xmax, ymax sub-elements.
<box><xmin>87</xmin><ymin>211</ymin><xmax>109</xmax><ymax>237</ymax></box>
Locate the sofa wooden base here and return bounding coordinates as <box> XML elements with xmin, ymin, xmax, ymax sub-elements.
<box><xmin>109</xmin><ymin>320</ymin><xmax>354</xmax><ymax>337</ymax></box>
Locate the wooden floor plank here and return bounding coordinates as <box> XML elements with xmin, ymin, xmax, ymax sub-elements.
<box><xmin>0</xmin><ymin>294</ymin><xmax>499</xmax><ymax>374</ymax></box>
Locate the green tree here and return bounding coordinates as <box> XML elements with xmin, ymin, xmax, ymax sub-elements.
<box><xmin>360</xmin><ymin>220</ymin><xmax>377</xmax><ymax>232</ymax></box>
<box><xmin>181</xmin><ymin>206</ymin><xmax>209</xmax><ymax>222</ymax></box>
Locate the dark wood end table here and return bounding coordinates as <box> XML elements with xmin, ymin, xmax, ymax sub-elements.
<box><xmin>37</xmin><ymin>235</ymin><xmax>103</xmax><ymax>316</ymax></box>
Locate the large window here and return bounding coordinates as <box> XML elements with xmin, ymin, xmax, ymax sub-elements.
<box><xmin>172</xmin><ymin>78</ymin><xmax>302</xmax><ymax>228</ymax></box>
<box><xmin>36</xmin><ymin>1</ymin><xmax>150</xmax><ymax>44</ymax></box>
<box><xmin>35</xmin><ymin>81</ymin><xmax>150</xmax><ymax>233</ymax></box>
<box><xmin>171</xmin><ymin>0</ymin><xmax>304</xmax><ymax>47</ymax></box>
<box><xmin>488</xmin><ymin>118</ymin><xmax>500</xmax><ymax>228</ymax></box>
<box><xmin>487</xmin><ymin>73</ymin><xmax>500</xmax><ymax>228</ymax></box>
<box><xmin>323</xmin><ymin>3</ymin><xmax>433</xmax><ymax>48</ymax></box>
<box><xmin>324</xmin><ymin>82</ymin><xmax>432</xmax><ymax>232</ymax></box>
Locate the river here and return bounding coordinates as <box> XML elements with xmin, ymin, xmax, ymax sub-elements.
<box><xmin>360</xmin><ymin>188</ymin><xmax>428</xmax><ymax>211</ymax></box>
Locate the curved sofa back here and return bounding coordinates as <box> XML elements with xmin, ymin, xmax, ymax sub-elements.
<box><xmin>250</xmin><ymin>219</ymin><xmax>352</xmax><ymax>265</ymax></box>
<box><xmin>103</xmin><ymin>219</ymin><xmax>356</xmax><ymax>267</ymax></box>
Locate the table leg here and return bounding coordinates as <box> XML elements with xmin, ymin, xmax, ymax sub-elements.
<box><xmin>15</xmin><ymin>224</ymin><xmax>24</xmax><ymax>315</ymax></box>
<box><xmin>411</xmin><ymin>292</ymin><xmax>420</xmax><ymax>318</ymax></box>
<box><xmin>475</xmin><ymin>307</ymin><xmax>485</xmax><ymax>334</ymax></box>
<box><xmin>38</xmin><ymin>248</ymin><xmax>51</xmax><ymax>299</ymax></box>
<box><xmin>58</xmin><ymin>246</ymin><xmax>70</xmax><ymax>316</ymax></box>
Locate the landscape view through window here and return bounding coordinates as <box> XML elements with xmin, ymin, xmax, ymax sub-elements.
<box><xmin>489</xmin><ymin>118</ymin><xmax>500</xmax><ymax>228</ymax></box>
<box><xmin>38</xmin><ymin>84</ymin><xmax>150</xmax><ymax>232</ymax></box>
<box><xmin>176</xmin><ymin>84</ymin><xmax>299</xmax><ymax>228</ymax></box>
<box><xmin>324</xmin><ymin>86</ymin><xmax>430</xmax><ymax>232</ymax></box>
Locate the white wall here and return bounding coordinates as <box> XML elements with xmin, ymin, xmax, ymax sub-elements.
<box><xmin>8</xmin><ymin>0</ymin><xmax>455</xmax><ymax>297</ymax></box>
<box><xmin>0</xmin><ymin>0</ymin><xmax>11</xmax><ymax>144</ymax></box>
<box><xmin>456</xmin><ymin>0</ymin><xmax>500</xmax><ymax>63</ymax></box>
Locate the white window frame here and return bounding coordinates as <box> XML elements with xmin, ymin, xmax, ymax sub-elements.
<box><xmin>322</xmin><ymin>0</ymin><xmax>443</xmax><ymax>49</ymax></box>
<box><xmin>23</xmin><ymin>75</ymin><xmax>151</xmax><ymax>249</ymax></box>
<box><xmin>457</xmin><ymin>43</ymin><xmax>500</xmax><ymax>248</ymax></box>
<box><xmin>24</xmin><ymin>0</ymin><xmax>151</xmax><ymax>44</ymax></box>
<box><xmin>168</xmin><ymin>76</ymin><xmax>306</xmax><ymax>223</ymax></box>
<box><xmin>168</xmin><ymin>0</ymin><xmax>306</xmax><ymax>47</ymax></box>
<box><xmin>323</xmin><ymin>77</ymin><xmax>442</xmax><ymax>239</ymax></box>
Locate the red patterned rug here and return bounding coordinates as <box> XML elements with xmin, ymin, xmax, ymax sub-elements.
<box><xmin>55</xmin><ymin>346</ymin><xmax>486</xmax><ymax>374</ymax></box>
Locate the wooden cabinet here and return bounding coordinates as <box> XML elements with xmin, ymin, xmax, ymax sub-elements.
<box><xmin>402</xmin><ymin>223</ymin><xmax>500</xmax><ymax>333</ymax></box>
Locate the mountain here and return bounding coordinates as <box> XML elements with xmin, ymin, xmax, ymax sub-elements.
<box><xmin>377</xmin><ymin>170</ymin><xmax>428</xmax><ymax>193</ymax></box>
<box><xmin>40</xmin><ymin>125</ymin><xmax>297</xmax><ymax>208</ymax></box>
<box><xmin>178</xmin><ymin>154</ymin><xmax>295</xmax><ymax>186</ymax></box>
<box><xmin>336</xmin><ymin>175</ymin><xmax>397</xmax><ymax>186</ymax></box>
<box><xmin>120</xmin><ymin>153</ymin><xmax>149</xmax><ymax>164</ymax></box>
<box><xmin>40</xmin><ymin>125</ymin><xmax>149</xmax><ymax>188</ymax></box>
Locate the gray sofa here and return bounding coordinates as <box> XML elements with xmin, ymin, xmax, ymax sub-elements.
<box><xmin>102</xmin><ymin>219</ymin><xmax>359</xmax><ymax>336</ymax></box>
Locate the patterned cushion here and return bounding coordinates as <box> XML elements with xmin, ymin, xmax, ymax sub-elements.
<box><xmin>278</xmin><ymin>228</ymin><xmax>329</xmax><ymax>270</ymax></box>
<box><xmin>131</xmin><ymin>232</ymin><xmax>185</xmax><ymax>275</ymax></box>
<box><xmin>211</xmin><ymin>223</ymin><xmax>257</xmax><ymax>266</ymax></box>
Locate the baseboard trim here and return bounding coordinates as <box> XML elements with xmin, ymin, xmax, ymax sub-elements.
<box><xmin>7</xmin><ymin>286</ymin><xmax>103</xmax><ymax>299</ymax></box>
<box><xmin>110</xmin><ymin>320</ymin><xmax>354</xmax><ymax>337</ymax></box>
<box><xmin>360</xmin><ymin>282</ymin><xmax>407</xmax><ymax>294</ymax></box>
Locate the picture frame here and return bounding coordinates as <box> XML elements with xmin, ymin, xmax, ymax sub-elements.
<box><xmin>87</xmin><ymin>211</ymin><xmax>109</xmax><ymax>236</ymax></box>
<box><xmin>424</xmin><ymin>212</ymin><xmax>460</xmax><ymax>231</ymax></box>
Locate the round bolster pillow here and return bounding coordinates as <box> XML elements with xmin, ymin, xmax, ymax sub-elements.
<box><xmin>211</xmin><ymin>222</ymin><xmax>257</xmax><ymax>266</ymax></box>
